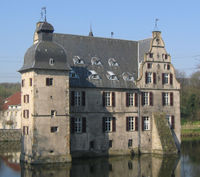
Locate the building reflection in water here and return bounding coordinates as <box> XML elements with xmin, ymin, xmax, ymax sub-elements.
<box><xmin>0</xmin><ymin>142</ymin><xmax>180</xmax><ymax>177</ymax></box>
<box><xmin>21</xmin><ymin>155</ymin><xmax>180</xmax><ymax>177</ymax></box>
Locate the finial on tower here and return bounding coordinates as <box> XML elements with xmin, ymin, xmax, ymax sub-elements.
<box><xmin>41</xmin><ymin>7</ymin><xmax>47</xmax><ymax>22</ymax></box>
<box><xmin>154</xmin><ymin>18</ymin><xmax>159</xmax><ymax>31</ymax></box>
<box><xmin>89</xmin><ymin>23</ymin><xmax>94</xmax><ymax>37</ymax></box>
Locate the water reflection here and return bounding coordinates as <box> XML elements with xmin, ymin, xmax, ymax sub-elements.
<box><xmin>0</xmin><ymin>141</ymin><xmax>182</xmax><ymax>177</ymax></box>
<box><xmin>21</xmin><ymin>155</ymin><xmax>180</xmax><ymax>177</ymax></box>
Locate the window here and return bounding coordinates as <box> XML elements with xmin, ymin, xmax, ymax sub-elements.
<box><xmin>29</xmin><ymin>78</ymin><xmax>32</xmax><ymax>86</ymax></box>
<box><xmin>128</xmin><ymin>139</ymin><xmax>132</xmax><ymax>147</ymax></box>
<box><xmin>22</xmin><ymin>79</ymin><xmax>25</xmax><ymax>87</ymax></box>
<box><xmin>103</xmin><ymin>117</ymin><xmax>116</xmax><ymax>132</ymax></box>
<box><xmin>91</xmin><ymin>57</ymin><xmax>102</xmax><ymax>66</ymax></box>
<box><xmin>141</xmin><ymin>92</ymin><xmax>153</xmax><ymax>106</ymax></box>
<box><xmin>51</xmin><ymin>126</ymin><xmax>58</xmax><ymax>133</ymax></box>
<box><xmin>145</xmin><ymin>72</ymin><xmax>156</xmax><ymax>84</ymax></box>
<box><xmin>23</xmin><ymin>126</ymin><xmax>29</xmax><ymax>135</ymax></box>
<box><xmin>162</xmin><ymin>73</ymin><xmax>173</xmax><ymax>85</ymax></box>
<box><xmin>102</xmin><ymin>92</ymin><xmax>115</xmax><ymax>107</ymax></box>
<box><xmin>69</xmin><ymin>70</ymin><xmax>79</xmax><ymax>78</ymax></box>
<box><xmin>23</xmin><ymin>110</ymin><xmax>29</xmax><ymax>118</ymax></box>
<box><xmin>107</xmin><ymin>71</ymin><xmax>118</xmax><ymax>81</ymax></box>
<box><xmin>51</xmin><ymin>110</ymin><xmax>56</xmax><ymax>117</ymax></box>
<box><xmin>73</xmin><ymin>56</ymin><xmax>84</xmax><ymax>65</ymax></box>
<box><xmin>147</xmin><ymin>63</ymin><xmax>152</xmax><ymax>69</ymax></box>
<box><xmin>126</xmin><ymin>93</ymin><xmax>134</xmax><ymax>106</ymax></box>
<box><xmin>166</xmin><ymin>115</ymin><xmax>175</xmax><ymax>129</ymax></box>
<box><xmin>109</xmin><ymin>140</ymin><xmax>113</xmax><ymax>148</ymax></box>
<box><xmin>49</xmin><ymin>58</ymin><xmax>55</xmax><ymax>66</ymax></box>
<box><xmin>108</xmin><ymin>58</ymin><xmax>119</xmax><ymax>67</ymax></box>
<box><xmin>162</xmin><ymin>92</ymin><xmax>173</xmax><ymax>106</ymax></box>
<box><xmin>89</xmin><ymin>70</ymin><xmax>101</xmax><ymax>80</ymax></box>
<box><xmin>149</xmin><ymin>53</ymin><xmax>153</xmax><ymax>58</ymax></box>
<box><xmin>142</xmin><ymin>117</ymin><xmax>150</xmax><ymax>131</ymax></box>
<box><xmin>126</xmin><ymin>117</ymin><xmax>138</xmax><ymax>131</ymax></box>
<box><xmin>46</xmin><ymin>78</ymin><xmax>53</xmax><ymax>86</ymax></box>
<box><xmin>122</xmin><ymin>72</ymin><xmax>134</xmax><ymax>81</ymax></box>
<box><xmin>24</xmin><ymin>95</ymin><xmax>29</xmax><ymax>103</ymax></box>
<box><xmin>71</xmin><ymin>117</ymin><xmax>86</xmax><ymax>133</ymax></box>
<box><xmin>90</xmin><ymin>141</ymin><xmax>94</xmax><ymax>149</ymax></box>
<box><xmin>71</xmin><ymin>91</ymin><xmax>85</xmax><ymax>106</ymax></box>
<box><xmin>146</xmin><ymin>72</ymin><xmax>152</xmax><ymax>83</ymax></box>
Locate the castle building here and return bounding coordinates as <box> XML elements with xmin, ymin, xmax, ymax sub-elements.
<box><xmin>19</xmin><ymin>21</ymin><xmax>180</xmax><ymax>163</ymax></box>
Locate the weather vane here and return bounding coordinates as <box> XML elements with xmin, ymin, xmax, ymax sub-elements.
<box><xmin>40</xmin><ymin>7</ymin><xmax>47</xmax><ymax>22</ymax></box>
<box><xmin>154</xmin><ymin>18</ymin><xmax>159</xmax><ymax>30</ymax></box>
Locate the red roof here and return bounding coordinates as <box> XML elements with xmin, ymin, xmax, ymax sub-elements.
<box><xmin>2</xmin><ymin>92</ymin><xmax>21</xmax><ymax>111</ymax></box>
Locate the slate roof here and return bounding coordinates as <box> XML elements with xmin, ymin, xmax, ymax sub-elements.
<box><xmin>53</xmin><ymin>34</ymin><xmax>141</xmax><ymax>89</ymax></box>
<box><xmin>2</xmin><ymin>92</ymin><xmax>21</xmax><ymax>111</ymax></box>
<box><xmin>20</xmin><ymin>21</ymin><xmax>152</xmax><ymax>89</ymax></box>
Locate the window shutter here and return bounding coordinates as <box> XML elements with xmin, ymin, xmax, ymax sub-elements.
<box><xmin>135</xmin><ymin>117</ymin><xmax>138</xmax><ymax>131</ymax></box>
<box><xmin>46</xmin><ymin>78</ymin><xmax>49</xmax><ymax>86</ymax></box>
<box><xmin>153</xmin><ymin>73</ymin><xmax>156</xmax><ymax>84</ymax></box>
<box><xmin>126</xmin><ymin>117</ymin><xmax>129</xmax><ymax>131</ymax></box>
<box><xmin>171</xmin><ymin>116</ymin><xmax>175</xmax><ymax>129</ymax></box>
<box><xmin>150</xmin><ymin>92</ymin><xmax>153</xmax><ymax>106</ymax></box>
<box><xmin>82</xmin><ymin>117</ymin><xmax>86</xmax><ymax>133</ymax></box>
<box><xmin>162</xmin><ymin>93</ymin><xmax>165</xmax><ymax>106</ymax></box>
<box><xmin>167</xmin><ymin>64</ymin><xmax>170</xmax><ymax>70</ymax></box>
<box><xmin>170</xmin><ymin>92</ymin><xmax>174</xmax><ymax>106</ymax></box>
<box><xmin>112</xmin><ymin>117</ymin><xmax>116</xmax><ymax>132</ymax></box>
<box><xmin>135</xmin><ymin>93</ymin><xmax>138</xmax><ymax>107</ymax></box>
<box><xmin>102</xmin><ymin>117</ymin><xmax>106</xmax><ymax>132</ymax></box>
<box><xmin>142</xmin><ymin>117</ymin><xmax>144</xmax><ymax>131</ymax></box>
<box><xmin>27</xmin><ymin>95</ymin><xmax>29</xmax><ymax>103</ymax></box>
<box><xmin>71</xmin><ymin>91</ymin><xmax>75</xmax><ymax>106</ymax></box>
<box><xmin>126</xmin><ymin>93</ymin><xmax>129</xmax><ymax>107</ymax></box>
<box><xmin>112</xmin><ymin>92</ymin><xmax>115</xmax><ymax>107</ymax></box>
<box><xmin>23</xmin><ymin>110</ymin><xmax>25</xmax><ymax>118</ymax></box>
<box><xmin>141</xmin><ymin>92</ymin><xmax>144</xmax><ymax>106</ymax></box>
<box><xmin>145</xmin><ymin>72</ymin><xmax>148</xmax><ymax>84</ymax></box>
<box><xmin>71</xmin><ymin>117</ymin><xmax>75</xmax><ymax>133</ymax></box>
<box><xmin>170</xmin><ymin>74</ymin><xmax>173</xmax><ymax>85</ymax></box>
<box><xmin>102</xmin><ymin>92</ymin><xmax>105</xmax><ymax>107</ymax></box>
<box><xmin>162</xmin><ymin>73</ymin><xmax>164</xmax><ymax>84</ymax></box>
<box><xmin>82</xmin><ymin>91</ymin><xmax>85</xmax><ymax>106</ymax></box>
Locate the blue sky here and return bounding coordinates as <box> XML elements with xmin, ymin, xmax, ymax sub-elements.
<box><xmin>0</xmin><ymin>0</ymin><xmax>200</xmax><ymax>82</ymax></box>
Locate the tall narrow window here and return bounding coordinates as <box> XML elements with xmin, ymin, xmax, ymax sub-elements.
<box><xmin>23</xmin><ymin>126</ymin><xmax>29</xmax><ymax>135</ymax></box>
<box><xmin>71</xmin><ymin>91</ymin><xmax>86</xmax><ymax>106</ymax></box>
<box><xmin>142</xmin><ymin>117</ymin><xmax>150</xmax><ymax>131</ymax></box>
<box><xmin>75</xmin><ymin>91</ymin><xmax>81</xmax><ymax>106</ymax></box>
<box><xmin>23</xmin><ymin>110</ymin><xmax>29</xmax><ymax>118</ymax></box>
<box><xmin>162</xmin><ymin>73</ymin><xmax>169</xmax><ymax>84</ymax></box>
<box><xmin>103</xmin><ymin>117</ymin><xmax>116</xmax><ymax>132</ymax></box>
<box><xmin>103</xmin><ymin>92</ymin><xmax>116</xmax><ymax>107</ymax></box>
<box><xmin>22</xmin><ymin>79</ymin><xmax>25</xmax><ymax>87</ymax></box>
<box><xmin>162</xmin><ymin>92</ymin><xmax>173</xmax><ymax>106</ymax></box>
<box><xmin>71</xmin><ymin>117</ymin><xmax>86</xmax><ymax>133</ymax></box>
<box><xmin>126</xmin><ymin>93</ymin><xmax>134</xmax><ymax>107</ymax></box>
<box><xmin>29</xmin><ymin>78</ymin><xmax>32</xmax><ymax>86</ymax></box>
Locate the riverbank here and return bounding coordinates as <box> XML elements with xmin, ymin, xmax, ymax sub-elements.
<box><xmin>181</xmin><ymin>120</ymin><xmax>200</xmax><ymax>137</ymax></box>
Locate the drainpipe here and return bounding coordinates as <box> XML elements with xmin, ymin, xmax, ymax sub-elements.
<box><xmin>138</xmin><ymin>89</ymin><xmax>141</xmax><ymax>154</ymax></box>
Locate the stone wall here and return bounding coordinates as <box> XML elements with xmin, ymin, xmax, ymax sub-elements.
<box><xmin>0</xmin><ymin>129</ymin><xmax>21</xmax><ymax>141</ymax></box>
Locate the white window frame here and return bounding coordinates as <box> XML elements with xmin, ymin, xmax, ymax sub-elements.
<box><xmin>144</xmin><ymin>117</ymin><xmax>150</xmax><ymax>130</ymax></box>
<box><xmin>128</xmin><ymin>93</ymin><xmax>134</xmax><ymax>106</ymax></box>
<box><xmin>128</xmin><ymin>117</ymin><xmax>135</xmax><ymax>131</ymax></box>
<box><xmin>166</xmin><ymin>115</ymin><xmax>173</xmax><ymax>128</ymax></box>
<box><xmin>147</xmin><ymin>72</ymin><xmax>152</xmax><ymax>83</ymax></box>
<box><xmin>105</xmin><ymin>92</ymin><xmax>111</xmax><ymax>106</ymax></box>
<box><xmin>164</xmin><ymin>73</ymin><xmax>169</xmax><ymax>84</ymax></box>
<box><xmin>75</xmin><ymin>118</ymin><xmax>82</xmax><ymax>133</ymax></box>
<box><xmin>164</xmin><ymin>93</ymin><xmax>169</xmax><ymax>106</ymax></box>
<box><xmin>144</xmin><ymin>92</ymin><xmax>149</xmax><ymax>105</ymax></box>
<box><xmin>74</xmin><ymin>91</ymin><xmax>81</xmax><ymax>106</ymax></box>
<box><xmin>105</xmin><ymin>117</ymin><xmax>112</xmax><ymax>132</ymax></box>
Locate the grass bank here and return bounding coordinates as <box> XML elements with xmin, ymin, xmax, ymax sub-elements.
<box><xmin>181</xmin><ymin>119</ymin><xmax>200</xmax><ymax>137</ymax></box>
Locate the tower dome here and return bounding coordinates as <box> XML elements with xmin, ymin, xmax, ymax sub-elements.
<box><xmin>19</xmin><ymin>22</ymin><xmax>70</xmax><ymax>73</ymax></box>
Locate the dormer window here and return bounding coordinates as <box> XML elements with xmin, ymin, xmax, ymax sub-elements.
<box><xmin>122</xmin><ymin>72</ymin><xmax>134</xmax><ymax>81</ymax></box>
<box><xmin>108</xmin><ymin>58</ymin><xmax>119</xmax><ymax>67</ymax></box>
<box><xmin>91</xmin><ymin>57</ymin><xmax>102</xmax><ymax>66</ymax></box>
<box><xmin>73</xmin><ymin>56</ymin><xmax>84</xmax><ymax>65</ymax></box>
<box><xmin>49</xmin><ymin>58</ymin><xmax>55</xmax><ymax>66</ymax></box>
<box><xmin>70</xmin><ymin>70</ymin><xmax>79</xmax><ymax>79</ymax></box>
<box><xmin>88</xmin><ymin>70</ymin><xmax>100</xmax><ymax>80</ymax></box>
<box><xmin>107</xmin><ymin>71</ymin><xmax>118</xmax><ymax>81</ymax></box>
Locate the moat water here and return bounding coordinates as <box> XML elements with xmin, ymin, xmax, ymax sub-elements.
<box><xmin>0</xmin><ymin>139</ymin><xmax>199</xmax><ymax>177</ymax></box>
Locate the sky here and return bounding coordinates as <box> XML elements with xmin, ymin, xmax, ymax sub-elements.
<box><xmin>0</xmin><ymin>0</ymin><xmax>200</xmax><ymax>82</ymax></box>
